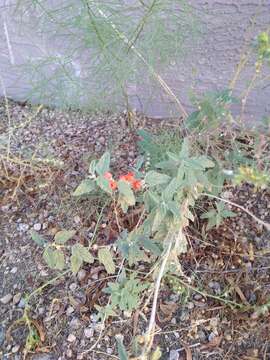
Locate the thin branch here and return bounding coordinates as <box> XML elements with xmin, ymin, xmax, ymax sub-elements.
<box><xmin>140</xmin><ymin>240</ymin><xmax>173</xmax><ymax>358</ymax></box>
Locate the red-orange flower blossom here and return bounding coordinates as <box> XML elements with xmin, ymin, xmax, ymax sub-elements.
<box><xmin>103</xmin><ymin>171</ymin><xmax>142</xmax><ymax>191</ymax></box>
<box><xmin>119</xmin><ymin>172</ymin><xmax>142</xmax><ymax>191</ymax></box>
<box><xmin>104</xmin><ymin>172</ymin><xmax>118</xmax><ymax>190</ymax></box>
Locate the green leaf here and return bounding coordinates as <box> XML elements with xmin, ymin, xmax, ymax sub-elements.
<box><xmin>141</xmin><ymin>237</ymin><xmax>161</xmax><ymax>256</ymax></box>
<box><xmin>95</xmin><ymin>152</ymin><xmax>110</xmax><ymax>175</ymax></box>
<box><xmin>152</xmin><ymin>207</ymin><xmax>167</xmax><ymax>232</ymax></box>
<box><xmin>118</xmin><ymin>180</ymin><xmax>135</xmax><ymax>206</ymax></box>
<box><xmin>43</xmin><ymin>247</ymin><xmax>65</xmax><ymax>270</ymax></box>
<box><xmin>195</xmin><ymin>156</ymin><xmax>215</xmax><ymax>169</ymax></box>
<box><xmin>179</xmin><ymin>138</ymin><xmax>189</xmax><ymax>159</ymax></box>
<box><xmin>43</xmin><ymin>246</ymin><xmax>56</xmax><ymax>269</ymax></box>
<box><xmin>73</xmin><ymin>179</ymin><xmax>95</xmax><ymax>196</ymax></box>
<box><xmin>30</xmin><ymin>230</ymin><xmax>46</xmax><ymax>247</ymax></box>
<box><xmin>201</xmin><ymin>209</ymin><xmax>216</xmax><ymax>219</ymax></box>
<box><xmin>162</xmin><ymin>178</ymin><xmax>180</xmax><ymax>202</ymax></box>
<box><xmin>185</xmin><ymin>110</ymin><xmax>202</xmax><ymax>130</ymax></box>
<box><xmin>98</xmin><ymin>248</ymin><xmax>115</xmax><ymax>274</ymax></box>
<box><xmin>88</xmin><ymin>159</ymin><xmax>97</xmax><ymax>174</ymax></box>
<box><xmin>151</xmin><ymin>347</ymin><xmax>162</xmax><ymax>360</ymax></box>
<box><xmin>70</xmin><ymin>254</ymin><xmax>83</xmax><ymax>274</ymax></box>
<box><xmin>53</xmin><ymin>250</ymin><xmax>65</xmax><ymax>270</ymax></box>
<box><xmin>54</xmin><ymin>230</ymin><xmax>76</xmax><ymax>244</ymax></box>
<box><xmin>145</xmin><ymin>171</ymin><xmax>171</xmax><ymax>187</ymax></box>
<box><xmin>222</xmin><ymin>210</ymin><xmax>237</xmax><ymax>218</ymax></box>
<box><xmin>116</xmin><ymin>335</ymin><xmax>128</xmax><ymax>360</ymax></box>
<box><xmin>72</xmin><ymin>243</ymin><xmax>94</xmax><ymax>263</ymax></box>
<box><xmin>96</xmin><ymin>176</ymin><xmax>112</xmax><ymax>194</ymax></box>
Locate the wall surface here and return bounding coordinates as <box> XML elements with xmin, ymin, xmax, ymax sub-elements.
<box><xmin>0</xmin><ymin>0</ymin><xmax>270</xmax><ymax>121</ymax></box>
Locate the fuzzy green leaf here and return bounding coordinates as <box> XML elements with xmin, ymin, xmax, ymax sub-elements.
<box><xmin>55</xmin><ymin>230</ymin><xmax>76</xmax><ymax>244</ymax></box>
<box><xmin>145</xmin><ymin>171</ymin><xmax>171</xmax><ymax>187</ymax></box>
<box><xmin>70</xmin><ymin>254</ymin><xmax>83</xmax><ymax>274</ymax></box>
<box><xmin>118</xmin><ymin>180</ymin><xmax>135</xmax><ymax>206</ymax></box>
<box><xmin>54</xmin><ymin>250</ymin><xmax>65</xmax><ymax>270</ymax></box>
<box><xmin>88</xmin><ymin>159</ymin><xmax>97</xmax><ymax>174</ymax></box>
<box><xmin>43</xmin><ymin>247</ymin><xmax>65</xmax><ymax>270</ymax></box>
<box><xmin>73</xmin><ymin>179</ymin><xmax>95</xmax><ymax>196</ymax></box>
<box><xmin>95</xmin><ymin>152</ymin><xmax>110</xmax><ymax>175</ymax></box>
<box><xmin>72</xmin><ymin>243</ymin><xmax>94</xmax><ymax>264</ymax></box>
<box><xmin>141</xmin><ymin>237</ymin><xmax>161</xmax><ymax>256</ymax></box>
<box><xmin>116</xmin><ymin>335</ymin><xmax>128</xmax><ymax>360</ymax></box>
<box><xmin>96</xmin><ymin>176</ymin><xmax>112</xmax><ymax>194</ymax></box>
<box><xmin>43</xmin><ymin>246</ymin><xmax>55</xmax><ymax>269</ymax></box>
<box><xmin>98</xmin><ymin>248</ymin><xmax>115</xmax><ymax>274</ymax></box>
<box><xmin>30</xmin><ymin>230</ymin><xmax>46</xmax><ymax>247</ymax></box>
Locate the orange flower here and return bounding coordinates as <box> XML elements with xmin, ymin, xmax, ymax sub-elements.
<box><xmin>131</xmin><ymin>179</ymin><xmax>142</xmax><ymax>191</ymax></box>
<box><xmin>104</xmin><ymin>172</ymin><xmax>117</xmax><ymax>190</ymax></box>
<box><xmin>104</xmin><ymin>172</ymin><xmax>113</xmax><ymax>180</ymax></box>
<box><xmin>119</xmin><ymin>172</ymin><xmax>142</xmax><ymax>191</ymax></box>
<box><xmin>119</xmin><ymin>172</ymin><xmax>135</xmax><ymax>182</ymax></box>
<box><xmin>109</xmin><ymin>179</ymin><xmax>118</xmax><ymax>190</ymax></box>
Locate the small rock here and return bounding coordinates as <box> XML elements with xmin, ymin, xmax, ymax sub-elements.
<box><xmin>194</xmin><ymin>294</ymin><xmax>202</xmax><ymax>301</ymax></box>
<box><xmin>187</xmin><ymin>302</ymin><xmax>194</xmax><ymax>310</ymax></box>
<box><xmin>77</xmin><ymin>269</ymin><xmax>86</xmax><ymax>282</ymax></box>
<box><xmin>197</xmin><ymin>330</ymin><xmax>207</xmax><ymax>341</ymax></box>
<box><xmin>74</xmin><ymin>215</ymin><xmax>81</xmax><ymax>224</ymax></box>
<box><xmin>99</xmin><ymin>136</ymin><xmax>106</xmax><ymax>145</ymax></box>
<box><xmin>40</xmin><ymin>270</ymin><xmax>48</xmax><ymax>277</ymax></box>
<box><xmin>13</xmin><ymin>293</ymin><xmax>22</xmax><ymax>305</ymax></box>
<box><xmin>10</xmin><ymin>267</ymin><xmax>18</xmax><ymax>274</ymax></box>
<box><xmin>18</xmin><ymin>223</ymin><xmax>29</xmax><ymax>232</ymax></box>
<box><xmin>69</xmin><ymin>317</ymin><xmax>81</xmax><ymax>330</ymax></box>
<box><xmin>208</xmin><ymin>332</ymin><xmax>217</xmax><ymax>342</ymax></box>
<box><xmin>12</xmin><ymin>344</ymin><xmax>20</xmax><ymax>353</ymax></box>
<box><xmin>38</xmin><ymin>307</ymin><xmax>45</xmax><ymax>315</ymax></box>
<box><xmin>224</xmin><ymin>331</ymin><xmax>232</xmax><ymax>341</ymax></box>
<box><xmin>170</xmin><ymin>293</ymin><xmax>180</xmax><ymax>302</ymax></box>
<box><xmin>69</xmin><ymin>283</ymin><xmax>77</xmax><ymax>292</ymax></box>
<box><xmin>208</xmin><ymin>281</ymin><xmax>221</xmax><ymax>294</ymax></box>
<box><xmin>66</xmin><ymin>306</ymin><xmax>75</xmax><ymax>316</ymax></box>
<box><xmin>107</xmin><ymin>348</ymin><xmax>113</xmax><ymax>355</ymax></box>
<box><xmin>67</xmin><ymin>334</ymin><xmax>76</xmax><ymax>343</ymax></box>
<box><xmin>84</xmin><ymin>328</ymin><xmax>94</xmax><ymax>339</ymax></box>
<box><xmin>34</xmin><ymin>223</ymin><xmax>42</xmax><ymax>231</ymax></box>
<box><xmin>0</xmin><ymin>293</ymin><xmax>13</xmax><ymax>305</ymax></box>
<box><xmin>18</xmin><ymin>298</ymin><xmax>26</xmax><ymax>308</ymax></box>
<box><xmin>169</xmin><ymin>349</ymin><xmax>179</xmax><ymax>360</ymax></box>
<box><xmin>66</xmin><ymin>349</ymin><xmax>73</xmax><ymax>358</ymax></box>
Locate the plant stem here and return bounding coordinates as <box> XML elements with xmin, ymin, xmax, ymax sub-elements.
<box><xmin>141</xmin><ymin>240</ymin><xmax>172</xmax><ymax>358</ymax></box>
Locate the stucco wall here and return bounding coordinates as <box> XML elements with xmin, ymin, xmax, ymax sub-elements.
<box><xmin>0</xmin><ymin>1</ymin><xmax>269</xmax><ymax>121</ymax></box>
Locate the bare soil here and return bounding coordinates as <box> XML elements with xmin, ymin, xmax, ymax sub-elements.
<box><xmin>0</xmin><ymin>100</ymin><xmax>270</xmax><ymax>360</ymax></box>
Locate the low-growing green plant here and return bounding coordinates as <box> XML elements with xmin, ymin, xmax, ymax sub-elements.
<box><xmin>200</xmin><ymin>201</ymin><xmax>237</xmax><ymax>230</ymax></box>
<box><xmin>30</xmin><ymin>229</ymin><xmax>94</xmax><ymax>273</ymax></box>
<box><xmin>104</xmin><ymin>271</ymin><xmax>149</xmax><ymax>313</ymax></box>
<box><xmin>234</xmin><ymin>166</ymin><xmax>270</xmax><ymax>189</ymax></box>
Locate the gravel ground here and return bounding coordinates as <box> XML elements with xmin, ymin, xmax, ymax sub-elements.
<box><xmin>0</xmin><ymin>100</ymin><xmax>270</xmax><ymax>360</ymax></box>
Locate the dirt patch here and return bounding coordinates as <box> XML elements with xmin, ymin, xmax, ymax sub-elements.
<box><xmin>0</xmin><ymin>100</ymin><xmax>270</xmax><ymax>360</ymax></box>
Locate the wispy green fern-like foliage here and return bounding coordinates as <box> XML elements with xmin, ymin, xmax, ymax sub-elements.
<box><xmin>14</xmin><ymin>0</ymin><xmax>199</xmax><ymax>111</ymax></box>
